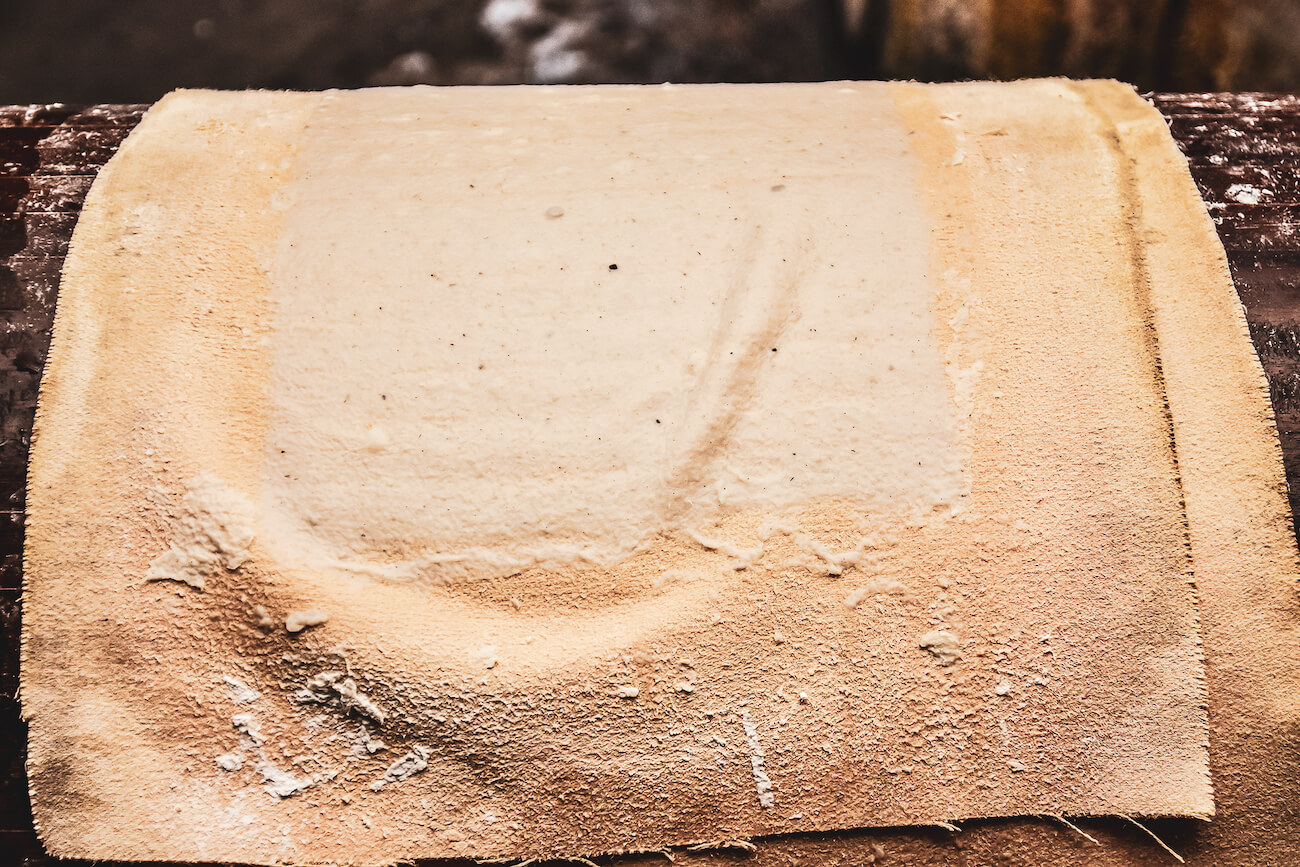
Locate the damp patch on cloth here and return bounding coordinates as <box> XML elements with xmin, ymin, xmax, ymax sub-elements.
<box><xmin>23</xmin><ymin>81</ymin><xmax>1213</xmax><ymax>866</ymax></box>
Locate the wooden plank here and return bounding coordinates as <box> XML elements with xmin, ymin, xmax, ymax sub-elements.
<box><xmin>34</xmin><ymin>125</ymin><xmax>134</xmax><ymax>176</ymax></box>
<box><xmin>1213</xmin><ymin>203</ymin><xmax>1300</xmax><ymax>228</ymax></box>
<box><xmin>0</xmin><ymin>112</ymin><xmax>112</xmax><ymax>609</ymax></box>
<box><xmin>1228</xmin><ymin>251</ymin><xmax>1300</xmax><ymax>317</ymax></box>
<box><xmin>0</xmin><ymin>256</ymin><xmax>62</xmax><ymax>320</ymax></box>
<box><xmin>12</xmin><ymin>215</ymin><xmax>77</xmax><ymax>259</ymax></box>
<box><xmin>0</xmin><ymin>105</ymin><xmax>145</xmax><ymax>128</ymax></box>
<box><xmin>0</xmin><ymin>179</ymin><xmax>26</xmax><ymax>213</ymax></box>
<box><xmin>0</xmin><ymin>106</ymin><xmax>78</xmax><ymax>127</ymax></box>
<box><xmin>1215</xmin><ymin>219</ymin><xmax>1300</xmax><ymax>253</ymax></box>
<box><xmin>1168</xmin><ymin>112</ymin><xmax>1300</xmax><ymax>141</ymax></box>
<box><xmin>1189</xmin><ymin>165</ymin><xmax>1300</xmax><ymax>206</ymax></box>
<box><xmin>13</xmin><ymin>176</ymin><xmax>94</xmax><ymax>213</ymax></box>
<box><xmin>1150</xmin><ymin>93</ymin><xmax>1300</xmax><ymax>115</ymax></box>
<box><xmin>0</xmin><ymin>129</ymin><xmax>43</xmax><ymax>177</ymax></box>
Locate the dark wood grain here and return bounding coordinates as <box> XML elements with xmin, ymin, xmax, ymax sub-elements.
<box><xmin>0</xmin><ymin>106</ymin><xmax>146</xmax><ymax>867</ymax></box>
<box><xmin>1</xmin><ymin>95</ymin><xmax>1298</xmax><ymax>866</ymax></box>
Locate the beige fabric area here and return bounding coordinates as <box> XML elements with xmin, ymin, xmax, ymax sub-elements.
<box><xmin>22</xmin><ymin>81</ymin><xmax>1228</xmax><ymax>865</ymax></box>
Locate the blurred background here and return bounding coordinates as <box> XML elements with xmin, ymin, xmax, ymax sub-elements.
<box><xmin>1</xmin><ymin>0</ymin><xmax>1299</xmax><ymax>104</ymax></box>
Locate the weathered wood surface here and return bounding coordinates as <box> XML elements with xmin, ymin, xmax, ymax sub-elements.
<box><xmin>1</xmin><ymin>95</ymin><xmax>1298</xmax><ymax>865</ymax></box>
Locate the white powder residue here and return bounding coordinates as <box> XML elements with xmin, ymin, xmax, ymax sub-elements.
<box><xmin>295</xmin><ymin>671</ymin><xmax>387</xmax><ymax>725</ymax></box>
<box><xmin>1225</xmin><ymin>183</ymin><xmax>1270</xmax><ymax>205</ymax></box>
<box><xmin>284</xmin><ymin>608</ymin><xmax>329</xmax><ymax>633</ymax></box>
<box><xmin>686</xmin><ymin>529</ymin><xmax>765</xmax><ymax>569</ymax></box>
<box><xmin>349</xmin><ymin>725</ymin><xmax>387</xmax><ymax>758</ymax></box>
<box><xmin>370</xmin><ymin>745</ymin><xmax>431</xmax><ymax>790</ymax></box>
<box><xmin>146</xmin><ymin>475</ymin><xmax>254</xmax><ymax>590</ymax></box>
<box><xmin>226</xmin><ymin>710</ymin><xmax>315</xmax><ymax>799</ymax></box>
<box><xmin>223</xmin><ymin>675</ymin><xmax>260</xmax><ymax>704</ymax></box>
<box><xmin>259</xmin><ymin>763</ymin><xmax>314</xmax><ymax>799</ymax></box>
<box><xmin>215</xmin><ymin>752</ymin><xmax>243</xmax><ymax>771</ymax></box>
<box><xmin>919</xmin><ymin>630</ymin><xmax>962</xmax><ymax>665</ymax></box>
<box><xmin>232</xmin><ymin>713</ymin><xmax>265</xmax><ymax>746</ymax></box>
<box><xmin>843</xmin><ymin>575</ymin><xmax>911</xmax><ymax>607</ymax></box>
<box><xmin>789</xmin><ymin>530</ymin><xmax>859</xmax><ymax>576</ymax></box>
<box><xmin>333</xmin><ymin>677</ymin><xmax>386</xmax><ymax>723</ymax></box>
<box><xmin>740</xmin><ymin>711</ymin><xmax>775</xmax><ymax>809</ymax></box>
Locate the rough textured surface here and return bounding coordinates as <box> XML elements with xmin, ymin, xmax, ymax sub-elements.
<box><xmin>20</xmin><ymin>82</ymin><xmax>1224</xmax><ymax>863</ymax></box>
<box><xmin>2</xmin><ymin>90</ymin><xmax>1300</xmax><ymax>865</ymax></box>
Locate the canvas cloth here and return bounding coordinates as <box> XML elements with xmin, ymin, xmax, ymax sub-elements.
<box><xmin>23</xmin><ymin>80</ymin><xmax>1261</xmax><ymax>865</ymax></box>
